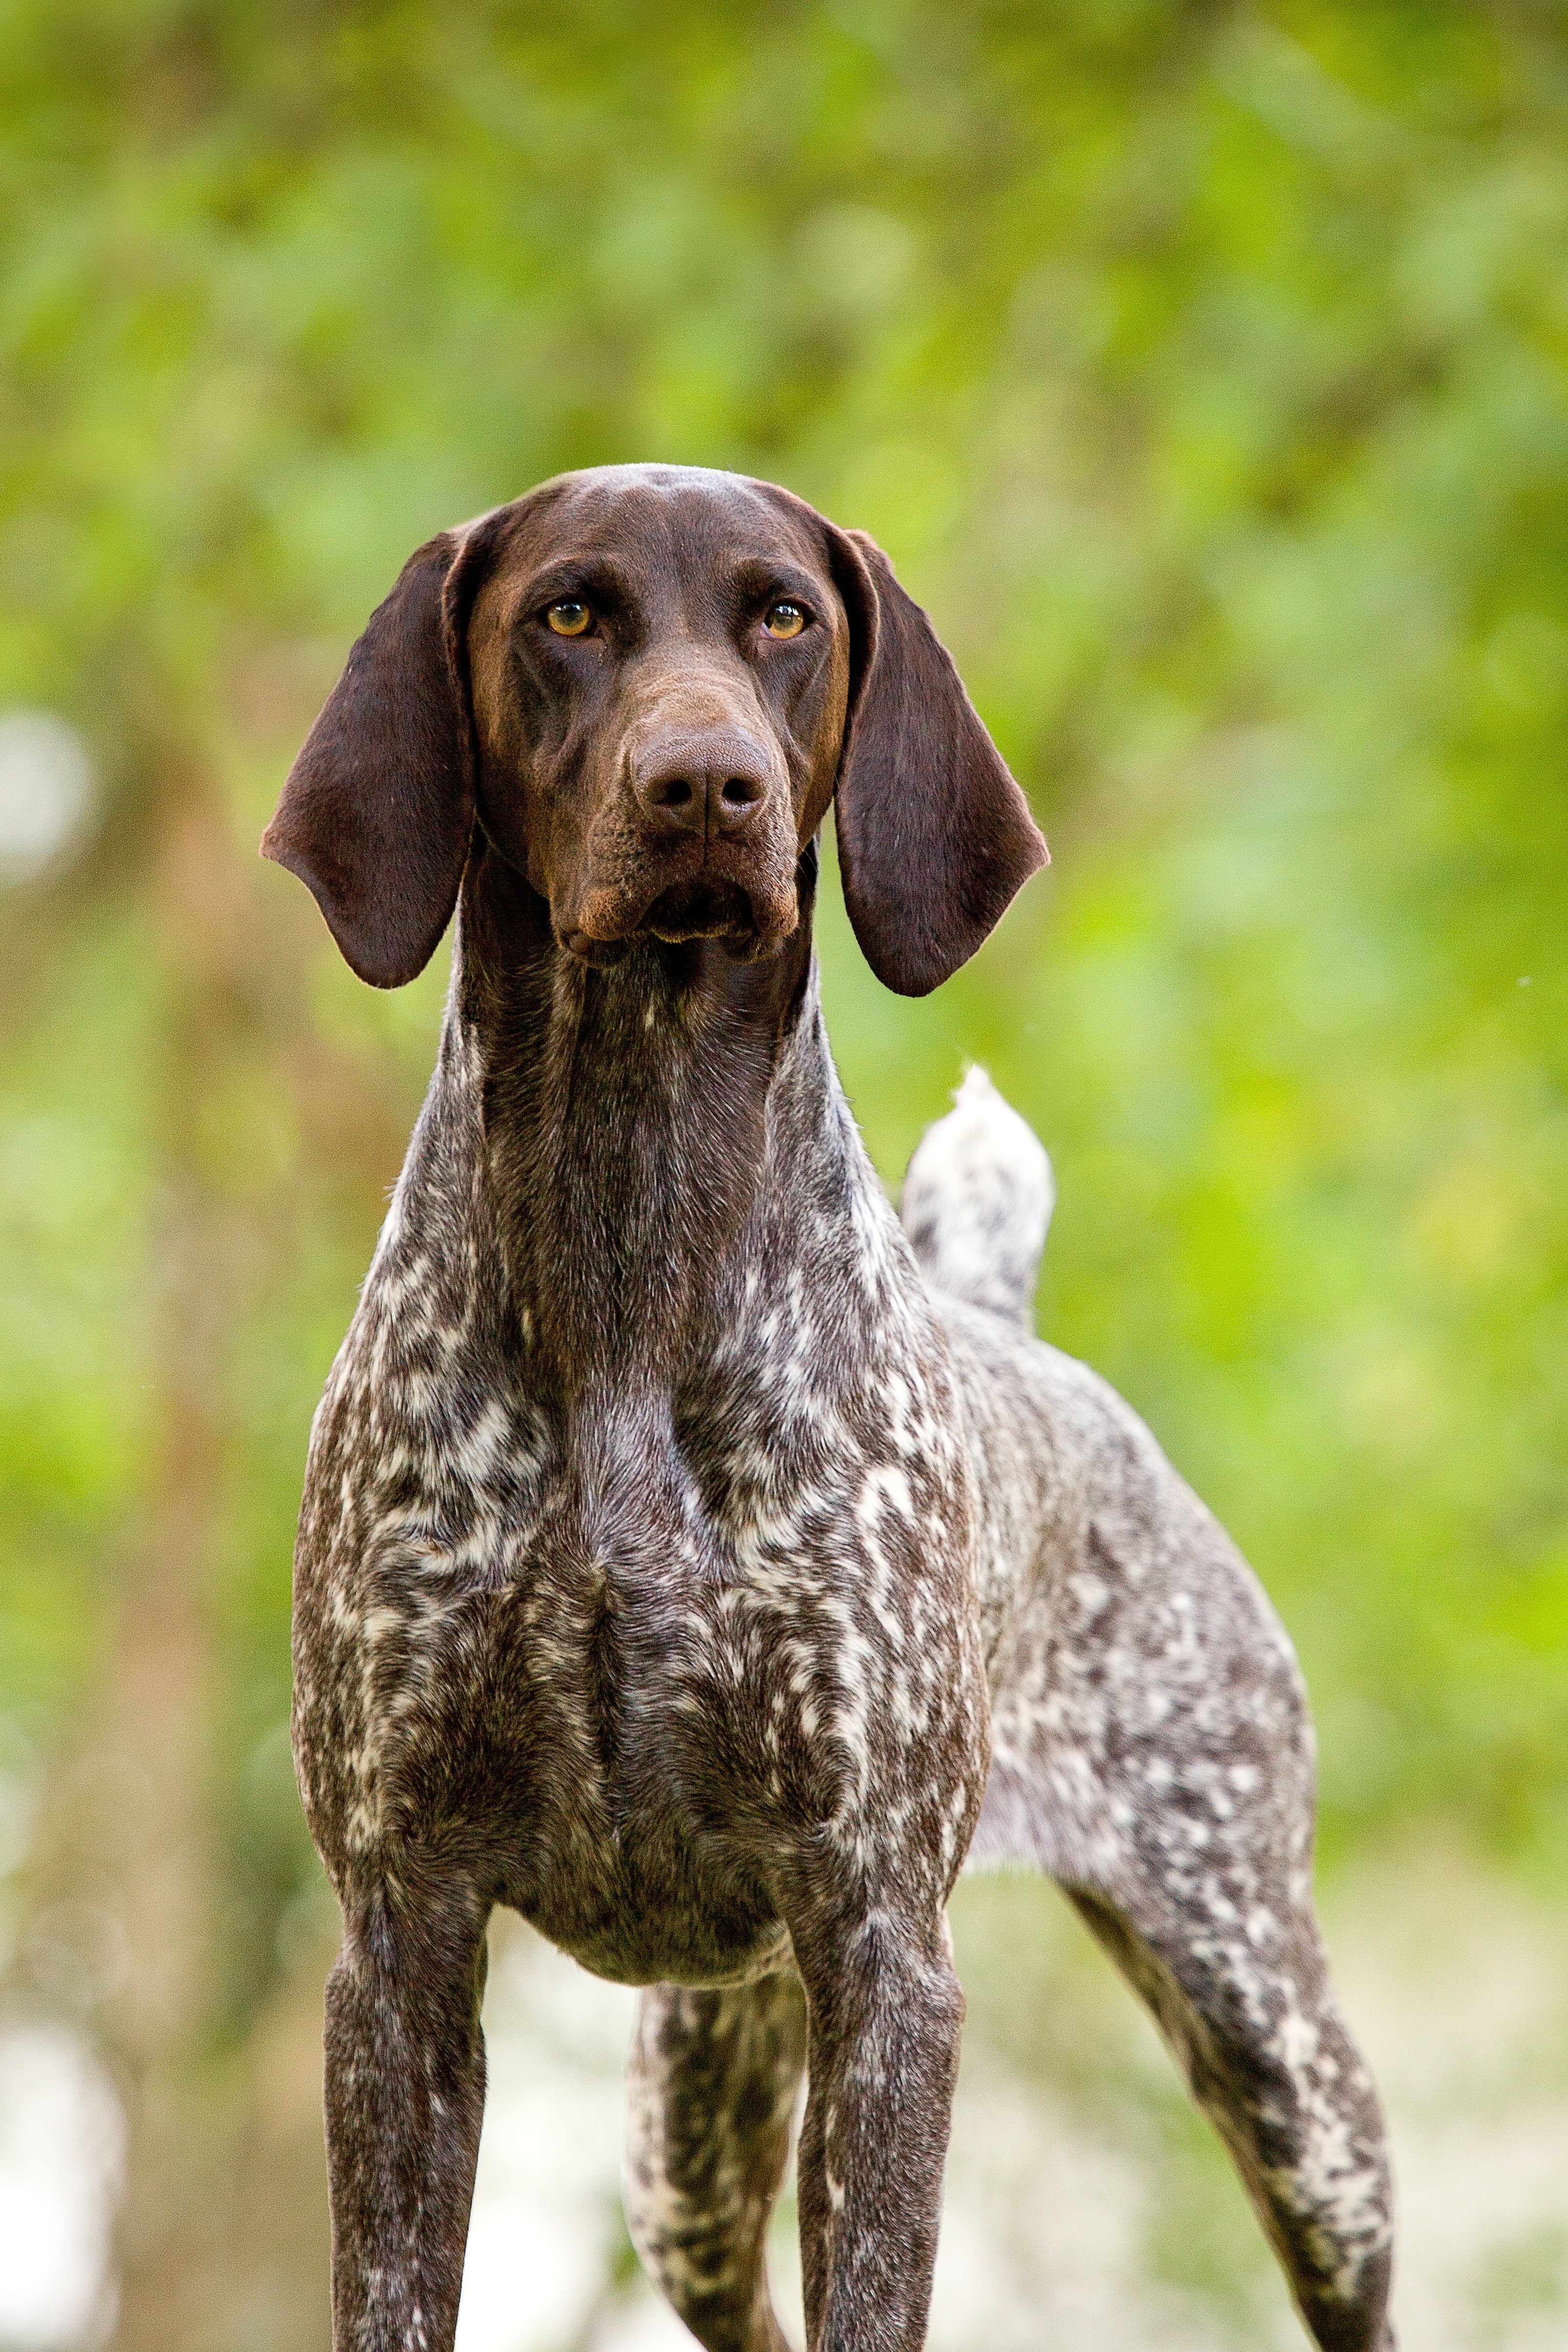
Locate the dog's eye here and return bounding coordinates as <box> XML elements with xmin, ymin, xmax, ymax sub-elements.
<box><xmin>763</xmin><ymin>602</ymin><xmax>807</xmax><ymax>640</ymax></box>
<box><xmin>546</xmin><ymin>599</ymin><xmax>593</xmax><ymax>637</ymax></box>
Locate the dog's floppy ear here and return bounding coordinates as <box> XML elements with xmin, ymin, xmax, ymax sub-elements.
<box><xmin>827</xmin><ymin>529</ymin><xmax>1047</xmax><ymax>997</ymax></box>
<box><xmin>262</xmin><ymin>529</ymin><xmax>482</xmax><ymax>988</ymax></box>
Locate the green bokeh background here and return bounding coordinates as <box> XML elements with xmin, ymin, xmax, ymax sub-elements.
<box><xmin>0</xmin><ymin>4</ymin><xmax>1564</xmax><ymax>2345</ymax></box>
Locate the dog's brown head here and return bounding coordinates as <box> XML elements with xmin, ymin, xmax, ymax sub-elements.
<box><xmin>262</xmin><ymin>465</ymin><xmax>1046</xmax><ymax>996</ymax></box>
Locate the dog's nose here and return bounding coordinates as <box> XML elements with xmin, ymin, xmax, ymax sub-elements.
<box><xmin>631</xmin><ymin>732</ymin><xmax>773</xmax><ymax>838</ymax></box>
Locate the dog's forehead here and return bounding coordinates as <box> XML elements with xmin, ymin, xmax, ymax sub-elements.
<box><xmin>491</xmin><ymin>465</ymin><xmax>827</xmax><ymax>590</ymax></box>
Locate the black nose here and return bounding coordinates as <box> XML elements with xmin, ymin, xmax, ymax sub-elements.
<box><xmin>631</xmin><ymin>732</ymin><xmax>773</xmax><ymax>838</ymax></box>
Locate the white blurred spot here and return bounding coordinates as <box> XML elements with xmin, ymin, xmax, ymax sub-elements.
<box><xmin>0</xmin><ymin>2022</ymin><xmax>122</xmax><ymax>2347</ymax></box>
<box><xmin>457</xmin><ymin>1926</ymin><xmax>680</xmax><ymax>2352</ymax></box>
<box><xmin>0</xmin><ymin>713</ymin><xmax>97</xmax><ymax>883</ymax></box>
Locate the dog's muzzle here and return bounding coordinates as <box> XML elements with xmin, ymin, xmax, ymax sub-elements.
<box><xmin>565</xmin><ymin>726</ymin><xmax>801</xmax><ymax>962</ymax></box>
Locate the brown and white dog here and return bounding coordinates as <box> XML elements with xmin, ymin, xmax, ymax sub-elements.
<box><xmin>264</xmin><ymin>464</ymin><xmax>1395</xmax><ymax>2352</ymax></box>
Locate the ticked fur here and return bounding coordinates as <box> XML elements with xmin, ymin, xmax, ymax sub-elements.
<box><xmin>293</xmin><ymin>890</ymin><xmax>1393</xmax><ymax>2352</ymax></box>
<box><xmin>278</xmin><ymin>464</ymin><xmax>1392</xmax><ymax>2352</ymax></box>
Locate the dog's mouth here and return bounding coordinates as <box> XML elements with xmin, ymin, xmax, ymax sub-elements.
<box><xmin>563</xmin><ymin>849</ymin><xmax>802</xmax><ymax>968</ymax></box>
<box><xmin>565</xmin><ymin>873</ymin><xmax>795</xmax><ymax>966</ymax></box>
<box><xmin>642</xmin><ymin>877</ymin><xmax>758</xmax><ymax>945</ymax></box>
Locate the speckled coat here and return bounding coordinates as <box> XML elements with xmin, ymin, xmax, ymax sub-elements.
<box><xmin>266</xmin><ymin>466</ymin><xmax>1395</xmax><ymax>2352</ymax></box>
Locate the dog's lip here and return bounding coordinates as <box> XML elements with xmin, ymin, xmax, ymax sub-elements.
<box><xmin>559</xmin><ymin>929</ymin><xmax>630</xmax><ymax>967</ymax></box>
<box><xmin>643</xmin><ymin>877</ymin><xmax>757</xmax><ymax>943</ymax></box>
<box><xmin>565</xmin><ymin>860</ymin><xmax>797</xmax><ymax>960</ymax></box>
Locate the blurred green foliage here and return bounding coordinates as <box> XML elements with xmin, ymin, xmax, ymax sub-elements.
<box><xmin>0</xmin><ymin>0</ymin><xmax>1565</xmax><ymax>2077</ymax></box>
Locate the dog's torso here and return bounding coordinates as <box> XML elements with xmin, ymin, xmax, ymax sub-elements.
<box><xmin>291</xmin><ymin>947</ymin><xmax>1073</xmax><ymax>1990</ymax></box>
<box><xmin>293</xmin><ymin>922</ymin><xmax>1316</xmax><ymax>2082</ymax></box>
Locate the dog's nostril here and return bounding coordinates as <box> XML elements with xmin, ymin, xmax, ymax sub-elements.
<box><xmin>635</xmin><ymin>742</ymin><xmax>771</xmax><ymax>827</ymax></box>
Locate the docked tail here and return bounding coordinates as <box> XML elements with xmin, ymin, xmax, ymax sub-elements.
<box><xmin>900</xmin><ymin>1067</ymin><xmax>1053</xmax><ymax>1329</ymax></box>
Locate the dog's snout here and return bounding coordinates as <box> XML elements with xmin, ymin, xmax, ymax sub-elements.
<box><xmin>632</xmin><ymin>732</ymin><xmax>774</xmax><ymax>837</ymax></box>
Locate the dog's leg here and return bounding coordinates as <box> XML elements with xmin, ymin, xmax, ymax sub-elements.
<box><xmin>981</xmin><ymin>1426</ymin><xmax>1395</xmax><ymax>2351</ymax></box>
<box><xmin>784</xmin><ymin>1908</ymin><xmax>965</xmax><ymax>2352</ymax></box>
<box><xmin>625</xmin><ymin>1973</ymin><xmax>807</xmax><ymax>2352</ymax></box>
<box><xmin>322</xmin><ymin>1880</ymin><xmax>490</xmax><ymax>2352</ymax></box>
<box><xmin>1067</xmin><ymin>1877</ymin><xmax>1392</xmax><ymax>2352</ymax></box>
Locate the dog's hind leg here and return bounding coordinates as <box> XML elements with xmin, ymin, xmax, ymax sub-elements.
<box><xmin>1065</xmin><ymin>1875</ymin><xmax>1392</xmax><ymax>2351</ymax></box>
<box><xmin>625</xmin><ymin>1972</ymin><xmax>808</xmax><ymax>2352</ymax></box>
<box><xmin>976</xmin><ymin>1381</ymin><xmax>1396</xmax><ymax>2350</ymax></box>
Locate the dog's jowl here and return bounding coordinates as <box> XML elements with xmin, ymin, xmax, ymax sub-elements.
<box><xmin>265</xmin><ymin>465</ymin><xmax>1395</xmax><ymax>2352</ymax></box>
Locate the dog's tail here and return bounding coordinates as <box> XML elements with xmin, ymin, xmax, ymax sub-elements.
<box><xmin>900</xmin><ymin>1067</ymin><xmax>1053</xmax><ymax>1330</ymax></box>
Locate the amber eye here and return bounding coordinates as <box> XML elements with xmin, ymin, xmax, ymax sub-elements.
<box><xmin>763</xmin><ymin>601</ymin><xmax>807</xmax><ymax>640</ymax></box>
<box><xmin>546</xmin><ymin>599</ymin><xmax>592</xmax><ymax>636</ymax></box>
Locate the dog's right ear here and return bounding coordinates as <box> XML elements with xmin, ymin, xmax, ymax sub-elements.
<box><xmin>262</xmin><ymin>529</ymin><xmax>484</xmax><ymax>988</ymax></box>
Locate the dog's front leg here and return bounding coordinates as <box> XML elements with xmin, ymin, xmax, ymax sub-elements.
<box><xmin>323</xmin><ymin>1876</ymin><xmax>490</xmax><ymax>2352</ymax></box>
<box><xmin>787</xmin><ymin>1904</ymin><xmax>964</xmax><ymax>2352</ymax></box>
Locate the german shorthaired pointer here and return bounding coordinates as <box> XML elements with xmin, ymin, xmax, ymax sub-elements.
<box><xmin>263</xmin><ymin>464</ymin><xmax>1395</xmax><ymax>2352</ymax></box>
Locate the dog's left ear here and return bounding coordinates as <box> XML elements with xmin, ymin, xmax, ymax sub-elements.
<box><xmin>261</xmin><ymin>522</ymin><xmax>498</xmax><ymax>988</ymax></box>
<box><xmin>826</xmin><ymin>529</ymin><xmax>1048</xmax><ymax>996</ymax></box>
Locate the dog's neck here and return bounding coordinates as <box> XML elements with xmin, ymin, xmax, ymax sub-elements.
<box><xmin>449</xmin><ymin>837</ymin><xmax>831</xmax><ymax>1409</ymax></box>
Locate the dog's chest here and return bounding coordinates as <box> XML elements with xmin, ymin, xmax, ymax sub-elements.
<box><xmin>293</xmin><ymin>1238</ymin><xmax>990</xmax><ymax>1982</ymax></box>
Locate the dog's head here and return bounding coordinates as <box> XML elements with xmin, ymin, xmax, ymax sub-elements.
<box><xmin>263</xmin><ymin>464</ymin><xmax>1046</xmax><ymax>996</ymax></box>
